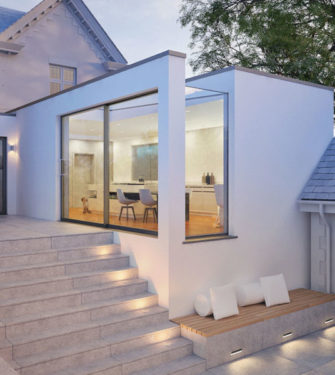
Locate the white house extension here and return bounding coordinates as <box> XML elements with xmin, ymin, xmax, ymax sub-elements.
<box><xmin>0</xmin><ymin>2</ymin><xmax>335</xmax><ymax>374</ymax></box>
<box><xmin>1</xmin><ymin>50</ymin><xmax>333</xmax><ymax>317</ymax></box>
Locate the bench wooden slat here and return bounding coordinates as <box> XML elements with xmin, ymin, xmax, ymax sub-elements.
<box><xmin>172</xmin><ymin>289</ymin><xmax>335</xmax><ymax>337</ymax></box>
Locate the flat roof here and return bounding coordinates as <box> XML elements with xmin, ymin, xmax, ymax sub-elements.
<box><xmin>8</xmin><ymin>52</ymin><xmax>333</xmax><ymax>113</ymax></box>
<box><xmin>187</xmin><ymin>66</ymin><xmax>334</xmax><ymax>92</ymax></box>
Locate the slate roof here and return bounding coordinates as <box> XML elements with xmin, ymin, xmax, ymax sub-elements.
<box><xmin>301</xmin><ymin>138</ymin><xmax>335</xmax><ymax>201</ymax></box>
<box><xmin>0</xmin><ymin>6</ymin><xmax>25</xmax><ymax>33</ymax></box>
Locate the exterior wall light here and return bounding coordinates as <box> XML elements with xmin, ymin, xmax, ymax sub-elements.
<box><xmin>230</xmin><ymin>348</ymin><xmax>243</xmax><ymax>356</ymax></box>
<box><xmin>325</xmin><ymin>318</ymin><xmax>334</xmax><ymax>324</ymax></box>
<box><xmin>9</xmin><ymin>144</ymin><xmax>15</xmax><ymax>152</ymax></box>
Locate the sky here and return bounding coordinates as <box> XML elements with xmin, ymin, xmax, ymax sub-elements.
<box><xmin>0</xmin><ymin>0</ymin><xmax>194</xmax><ymax>77</ymax></box>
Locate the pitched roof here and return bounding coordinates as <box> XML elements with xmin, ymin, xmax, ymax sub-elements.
<box><xmin>0</xmin><ymin>6</ymin><xmax>25</xmax><ymax>33</ymax></box>
<box><xmin>300</xmin><ymin>138</ymin><xmax>335</xmax><ymax>201</ymax></box>
<box><xmin>0</xmin><ymin>0</ymin><xmax>126</xmax><ymax>64</ymax></box>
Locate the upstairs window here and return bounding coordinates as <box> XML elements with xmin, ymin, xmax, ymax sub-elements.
<box><xmin>49</xmin><ymin>64</ymin><xmax>76</xmax><ymax>95</ymax></box>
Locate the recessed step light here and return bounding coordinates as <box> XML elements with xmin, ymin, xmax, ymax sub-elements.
<box><xmin>282</xmin><ymin>332</ymin><xmax>293</xmax><ymax>338</ymax></box>
<box><xmin>230</xmin><ymin>348</ymin><xmax>243</xmax><ymax>356</ymax></box>
<box><xmin>325</xmin><ymin>318</ymin><xmax>334</xmax><ymax>324</ymax></box>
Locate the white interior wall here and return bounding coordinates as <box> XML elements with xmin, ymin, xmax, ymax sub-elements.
<box><xmin>0</xmin><ymin>115</ymin><xmax>18</xmax><ymax>215</ymax></box>
<box><xmin>168</xmin><ymin>69</ymin><xmax>334</xmax><ymax>318</ymax></box>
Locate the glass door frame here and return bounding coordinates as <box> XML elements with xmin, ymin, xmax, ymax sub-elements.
<box><xmin>0</xmin><ymin>137</ymin><xmax>7</xmax><ymax>215</ymax></box>
<box><xmin>60</xmin><ymin>89</ymin><xmax>159</xmax><ymax>236</ymax></box>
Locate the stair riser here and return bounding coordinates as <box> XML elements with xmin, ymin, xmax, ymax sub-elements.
<box><xmin>0</xmin><ymin>345</ymin><xmax>12</xmax><ymax>362</ymax></box>
<box><xmin>82</xmin><ymin>281</ymin><xmax>147</xmax><ymax>304</ymax></box>
<box><xmin>13</xmin><ymin>327</ymin><xmax>100</xmax><ymax>359</ymax></box>
<box><xmin>0</xmin><ymin>238</ymin><xmax>52</xmax><ymax>254</ymax></box>
<box><xmin>110</xmin><ymin>326</ymin><xmax>181</xmax><ymax>356</ymax></box>
<box><xmin>0</xmin><ymin>294</ymin><xmax>82</xmax><ymax>320</ymax></box>
<box><xmin>6</xmin><ymin>310</ymin><xmax>91</xmax><ymax>341</ymax></box>
<box><xmin>0</xmin><ymin>279</ymin><xmax>73</xmax><ymax>301</ymax></box>
<box><xmin>57</xmin><ymin>245</ymin><xmax>120</xmax><ymax>261</ymax></box>
<box><xmin>0</xmin><ymin>265</ymin><xmax>65</xmax><ymax>284</ymax></box>
<box><xmin>101</xmin><ymin>311</ymin><xmax>169</xmax><ymax>338</ymax></box>
<box><xmin>0</xmin><ymin>252</ymin><xmax>58</xmax><ymax>268</ymax></box>
<box><xmin>19</xmin><ymin>346</ymin><xmax>111</xmax><ymax>375</ymax></box>
<box><xmin>122</xmin><ymin>344</ymin><xmax>193</xmax><ymax>375</ymax></box>
<box><xmin>7</xmin><ymin>295</ymin><xmax>158</xmax><ymax>340</ymax></box>
<box><xmin>14</xmin><ymin>312</ymin><xmax>168</xmax><ymax>359</ymax></box>
<box><xmin>73</xmin><ymin>268</ymin><xmax>138</xmax><ymax>288</ymax></box>
<box><xmin>1</xmin><ymin>282</ymin><xmax>147</xmax><ymax>320</ymax></box>
<box><xmin>65</xmin><ymin>257</ymin><xmax>129</xmax><ymax>274</ymax></box>
<box><xmin>91</xmin><ymin>295</ymin><xmax>158</xmax><ymax>321</ymax></box>
<box><xmin>51</xmin><ymin>233</ymin><xmax>113</xmax><ymax>249</ymax></box>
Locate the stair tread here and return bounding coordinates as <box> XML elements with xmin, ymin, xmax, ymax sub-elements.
<box><xmin>0</xmin><ymin>266</ymin><xmax>137</xmax><ymax>290</ymax></box>
<box><xmin>3</xmin><ymin>291</ymin><xmax>156</xmax><ymax>326</ymax></box>
<box><xmin>0</xmin><ymin>337</ymin><xmax>12</xmax><ymax>349</ymax></box>
<box><xmin>0</xmin><ymin>253</ymin><xmax>127</xmax><ymax>273</ymax></box>
<box><xmin>114</xmin><ymin>337</ymin><xmax>191</xmax><ymax>363</ymax></box>
<box><xmin>0</xmin><ymin>244</ymin><xmax>120</xmax><ymax>258</ymax></box>
<box><xmin>0</xmin><ymin>278</ymin><xmax>147</xmax><ymax>308</ymax></box>
<box><xmin>10</xmin><ymin>305</ymin><xmax>167</xmax><ymax>345</ymax></box>
<box><xmin>131</xmin><ymin>355</ymin><xmax>206</xmax><ymax>375</ymax></box>
<box><xmin>16</xmin><ymin>322</ymin><xmax>178</xmax><ymax>367</ymax></box>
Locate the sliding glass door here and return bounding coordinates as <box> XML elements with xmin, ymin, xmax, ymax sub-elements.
<box><xmin>61</xmin><ymin>92</ymin><xmax>159</xmax><ymax>235</ymax></box>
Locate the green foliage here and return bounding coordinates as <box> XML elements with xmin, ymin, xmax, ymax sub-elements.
<box><xmin>179</xmin><ymin>0</ymin><xmax>335</xmax><ymax>86</ymax></box>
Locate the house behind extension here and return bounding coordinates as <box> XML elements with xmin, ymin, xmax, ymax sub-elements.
<box><xmin>0</xmin><ymin>0</ymin><xmax>127</xmax><ymax>112</ymax></box>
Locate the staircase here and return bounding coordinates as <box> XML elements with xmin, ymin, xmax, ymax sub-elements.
<box><xmin>0</xmin><ymin>232</ymin><xmax>206</xmax><ymax>375</ymax></box>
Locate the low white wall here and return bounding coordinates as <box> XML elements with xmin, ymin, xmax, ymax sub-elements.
<box><xmin>168</xmin><ymin>69</ymin><xmax>334</xmax><ymax>318</ymax></box>
<box><xmin>0</xmin><ymin>115</ymin><xmax>18</xmax><ymax>215</ymax></box>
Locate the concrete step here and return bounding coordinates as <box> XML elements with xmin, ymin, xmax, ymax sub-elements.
<box><xmin>45</xmin><ymin>337</ymin><xmax>192</xmax><ymax>375</ymax></box>
<box><xmin>0</xmin><ymin>338</ymin><xmax>13</xmax><ymax>362</ymax></box>
<box><xmin>12</xmin><ymin>305</ymin><xmax>168</xmax><ymax>359</ymax></box>
<box><xmin>16</xmin><ymin>322</ymin><xmax>180</xmax><ymax>375</ymax></box>
<box><xmin>0</xmin><ymin>266</ymin><xmax>138</xmax><ymax>301</ymax></box>
<box><xmin>0</xmin><ymin>253</ymin><xmax>129</xmax><ymax>283</ymax></box>
<box><xmin>0</xmin><ymin>278</ymin><xmax>148</xmax><ymax>320</ymax></box>
<box><xmin>0</xmin><ymin>244</ymin><xmax>120</xmax><ymax>268</ymax></box>
<box><xmin>5</xmin><ymin>292</ymin><xmax>158</xmax><ymax>340</ymax></box>
<box><xmin>131</xmin><ymin>355</ymin><xmax>206</xmax><ymax>375</ymax></box>
<box><xmin>0</xmin><ymin>232</ymin><xmax>113</xmax><ymax>253</ymax></box>
<box><xmin>115</xmin><ymin>337</ymin><xmax>193</xmax><ymax>375</ymax></box>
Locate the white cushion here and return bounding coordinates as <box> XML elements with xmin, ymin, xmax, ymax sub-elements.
<box><xmin>194</xmin><ymin>293</ymin><xmax>212</xmax><ymax>317</ymax></box>
<box><xmin>260</xmin><ymin>274</ymin><xmax>290</xmax><ymax>307</ymax></box>
<box><xmin>210</xmin><ymin>284</ymin><xmax>239</xmax><ymax>320</ymax></box>
<box><xmin>236</xmin><ymin>282</ymin><xmax>264</xmax><ymax>307</ymax></box>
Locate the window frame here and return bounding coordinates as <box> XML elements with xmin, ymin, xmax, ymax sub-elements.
<box><xmin>50</xmin><ymin>64</ymin><xmax>77</xmax><ymax>95</ymax></box>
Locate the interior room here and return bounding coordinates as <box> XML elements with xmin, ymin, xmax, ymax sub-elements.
<box><xmin>61</xmin><ymin>88</ymin><xmax>226</xmax><ymax>237</ymax></box>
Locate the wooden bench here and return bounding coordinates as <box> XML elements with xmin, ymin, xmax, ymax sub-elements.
<box><xmin>172</xmin><ymin>289</ymin><xmax>335</xmax><ymax>368</ymax></box>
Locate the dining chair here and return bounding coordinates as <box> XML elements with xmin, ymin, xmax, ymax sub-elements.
<box><xmin>117</xmin><ymin>189</ymin><xmax>137</xmax><ymax>221</ymax></box>
<box><xmin>139</xmin><ymin>189</ymin><xmax>158</xmax><ymax>223</ymax></box>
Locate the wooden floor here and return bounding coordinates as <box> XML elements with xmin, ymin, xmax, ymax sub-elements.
<box><xmin>172</xmin><ymin>289</ymin><xmax>335</xmax><ymax>337</ymax></box>
<box><xmin>68</xmin><ymin>208</ymin><xmax>223</xmax><ymax>236</ymax></box>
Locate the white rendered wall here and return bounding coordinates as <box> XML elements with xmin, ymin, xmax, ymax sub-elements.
<box><xmin>15</xmin><ymin>52</ymin><xmax>186</xmax><ymax>308</ymax></box>
<box><xmin>168</xmin><ymin>69</ymin><xmax>334</xmax><ymax>318</ymax></box>
<box><xmin>0</xmin><ymin>115</ymin><xmax>18</xmax><ymax>214</ymax></box>
<box><xmin>0</xmin><ymin>2</ymin><xmax>107</xmax><ymax>112</ymax></box>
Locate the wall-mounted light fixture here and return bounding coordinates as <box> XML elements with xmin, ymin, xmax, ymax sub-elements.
<box><xmin>325</xmin><ymin>318</ymin><xmax>334</xmax><ymax>324</ymax></box>
<box><xmin>282</xmin><ymin>331</ymin><xmax>293</xmax><ymax>338</ymax></box>
<box><xmin>9</xmin><ymin>144</ymin><xmax>15</xmax><ymax>152</ymax></box>
<box><xmin>230</xmin><ymin>348</ymin><xmax>243</xmax><ymax>356</ymax></box>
